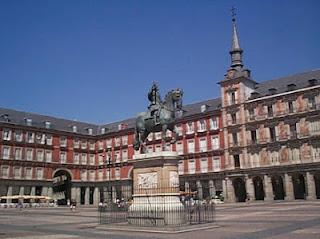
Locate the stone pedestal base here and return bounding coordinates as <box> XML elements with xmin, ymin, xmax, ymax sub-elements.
<box><xmin>128</xmin><ymin>194</ymin><xmax>185</xmax><ymax>226</ymax></box>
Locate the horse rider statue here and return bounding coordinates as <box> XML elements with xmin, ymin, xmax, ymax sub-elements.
<box><xmin>148</xmin><ymin>82</ymin><xmax>162</xmax><ymax>125</ymax></box>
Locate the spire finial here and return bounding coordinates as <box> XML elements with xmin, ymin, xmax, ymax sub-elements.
<box><xmin>229</xmin><ymin>6</ymin><xmax>243</xmax><ymax>68</ymax></box>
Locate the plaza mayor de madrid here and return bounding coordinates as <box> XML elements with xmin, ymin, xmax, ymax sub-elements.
<box><xmin>1</xmin><ymin>16</ymin><xmax>320</xmax><ymax>206</ymax></box>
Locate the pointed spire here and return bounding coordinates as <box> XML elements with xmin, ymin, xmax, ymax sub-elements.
<box><xmin>230</xmin><ymin>7</ymin><xmax>243</xmax><ymax>68</ymax></box>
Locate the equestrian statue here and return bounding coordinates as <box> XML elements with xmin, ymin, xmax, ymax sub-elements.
<box><xmin>133</xmin><ymin>82</ymin><xmax>183</xmax><ymax>153</ymax></box>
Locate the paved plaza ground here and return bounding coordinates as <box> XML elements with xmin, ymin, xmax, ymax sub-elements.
<box><xmin>0</xmin><ymin>201</ymin><xmax>320</xmax><ymax>239</ymax></box>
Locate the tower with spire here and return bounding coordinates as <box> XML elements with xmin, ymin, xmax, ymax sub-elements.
<box><xmin>219</xmin><ymin>9</ymin><xmax>257</xmax><ymax>196</ymax></box>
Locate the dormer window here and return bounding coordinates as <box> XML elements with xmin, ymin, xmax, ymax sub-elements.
<box><xmin>100</xmin><ymin>128</ymin><xmax>106</xmax><ymax>134</ymax></box>
<box><xmin>268</xmin><ymin>88</ymin><xmax>277</xmax><ymax>95</ymax></box>
<box><xmin>72</xmin><ymin>125</ymin><xmax>77</xmax><ymax>133</ymax></box>
<box><xmin>25</xmin><ymin>118</ymin><xmax>32</xmax><ymax>126</ymax></box>
<box><xmin>308</xmin><ymin>78</ymin><xmax>317</xmax><ymax>87</ymax></box>
<box><xmin>250</xmin><ymin>92</ymin><xmax>260</xmax><ymax>99</ymax></box>
<box><xmin>45</xmin><ymin>121</ymin><xmax>51</xmax><ymax>129</ymax></box>
<box><xmin>87</xmin><ymin>128</ymin><xmax>93</xmax><ymax>135</ymax></box>
<box><xmin>287</xmin><ymin>84</ymin><xmax>296</xmax><ymax>91</ymax></box>
<box><xmin>201</xmin><ymin>104</ymin><xmax>208</xmax><ymax>113</ymax></box>
<box><xmin>0</xmin><ymin>114</ymin><xmax>10</xmax><ymax>122</ymax></box>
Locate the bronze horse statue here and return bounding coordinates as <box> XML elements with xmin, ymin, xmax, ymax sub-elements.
<box><xmin>133</xmin><ymin>89</ymin><xmax>183</xmax><ymax>153</ymax></box>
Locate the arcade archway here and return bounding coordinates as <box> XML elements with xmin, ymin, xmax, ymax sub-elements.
<box><xmin>52</xmin><ymin>170</ymin><xmax>72</xmax><ymax>205</ymax></box>
<box><xmin>271</xmin><ymin>175</ymin><xmax>285</xmax><ymax>200</ymax></box>
<box><xmin>233</xmin><ymin>178</ymin><xmax>246</xmax><ymax>202</ymax></box>
<box><xmin>292</xmin><ymin>173</ymin><xmax>306</xmax><ymax>199</ymax></box>
<box><xmin>253</xmin><ymin>176</ymin><xmax>264</xmax><ymax>200</ymax></box>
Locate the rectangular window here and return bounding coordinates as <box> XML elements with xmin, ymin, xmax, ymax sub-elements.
<box><xmin>106</xmin><ymin>139</ymin><xmax>112</xmax><ymax>148</ymax></box>
<box><xmin>288</xmin><ymin>101</ymin><xmax>294</xmax><ymax>113</ymax></box>
<box><xmin>81</xmin><ymin>140</ymin><xmax>87</xmax><ymax>149</ymax></box>
<box><xmin>89</xmin><ymin>170</ymin><xmax>95</xmax><ymax>181</ymax></box>
<box><xmin>122</xmin><ymin>150</ymin><xmax>128</xmax><ymax>162</ymax></box>
<box><xmin>199</xmin><ymin>138</ymin><xmax>207</xmax><ymax>152</ymax></box>
<box><xmin>14</xmin><ymin>167</ymin><xmax>21</xmax><ymax>178</ymax></box>
<box><xmin>15</xmin><ymin>148</ymin><xmax>22</xmax><ymax>160</ymax></box>
<box><xmin>36</xmin><ymin>168</ymin><xmax>43</xmax><ymax>179</ymax></box>
<box><xmin>26</xmin><ymin>148</ymin><xmax>33</xmax><ymax>161</ymax></box>
<box><xmin>2</xmin><ymin>146</ymin><xmax>10</xmax><ymax>159</ymax></box>
<box><xmin>251</xmin><ymin>130</ymin><xmax>257</xmax><ymax>143</ymax></box>
<box><xmin>37</xmin><ymin>150</ymin><xmax>44</xmax><ymax>162</ymax></box>
<box><xmin>269</xmin><ymin>127</ymin><xmax>276</xmax><ymax>142</ymax></box>
<box><xmin>231</xmin><ymin>113</ymin><xmax>237</xmax><ymax>124</ymax></box>
<box><xmin>175</xmin><ymin>124</ymin><xmax>183</xmax><ymax>136</ymax></box>
<box><xmin>230</xmin><ymin>92</ymin><xmax>236</xmax><ymax>104</ymax></box>
<box><xmin>155</xmin><ymin>132</ymin><xmax>162</xmax><ymax>140</ymax></box>
<box><xmin>212</xmin><ymin>136</ymin><xmax>219</xmax><ymax>150</ymax></box>
<box><xmin>81</xmin><ymin>170</ymin><xmax>87</xmax><ymax>181</ymax></box>
<box><xmin>89</xmin><ymin>141</ymin><xmax>95</xmax><ymax>150</ymax></box>
<box><xmin>186</xmin><ymin>122</ymin><xmax>194</xmax><ymax>134</ymax></box>
<box><xmin>232</xmin><ymin>132</ymin><xmax>238</xmax><ymax>145</ymax></box>
<box><xmin>308</xmin><ymin>96</ymin><xmax>316</xmax><ymax>110</ymax></box>
<box><xmin>155</xmin><ymin>144</ymin><xmax>162</xmax><ymax>152</ymax></box>
<box><xmin>81</xmin><ymin>153</ymin><xmax>87</xmax><ymax>165</ymax></box>
<box><xmin>115</xmin><ymin>151</ymin><xmax>120</xmax><ymax>163</ymax></box>
<box><xmin>3</xmin><ymin>129</ymin><xmax>11</xmax><ymax>141</ymax></box>
<box><xmin>290</xmin><ymin>123</ymin><xmax>297</xmax><ymax>139</ymax></box>
<box><xmin>74</xmin><ymin>153</ymin><xmax>79</xmax><ymax>164</ymax></box>
<box><xmin>1</xmin><ymin>166</ymin><xmax>9</xmax><ymax>178</ymax></box>
<box><xmin>210</xmin><ymin>117</ymin><xmax>219</xmax><ymax>130</ymax></box>
<box><xmin>89</xmin><ymin>154</ymin><xmax>95</xmax><ymax>165</ymax></box>
<box><xmin>60</xmin><ymin>137</ymin><xmax>67</xmax><ymax>147</ymax></box>
<box><xmin>213</xmin><ymin>157</ymin><xmax>221</xmax><ymax>171</ymax></box>
<box><xmin>74</xmin><ymin>139</ymin><xmax>80</xmax><ymax>148</ymax></box>
<box><xmin>122</xmin><ymin>136</ymin><xmax>128</xmax><ymax>145</ymax></box>
<box><xmin>27</xmin><ymin>132</ymin><xmax>34</xmax><ymax>143</ymax></box>
<box><xmin>45</xmin><ymin>150</ymin><xmax>52</xmax><ymax>162</ymax></box>
<box><xmin>15</xmin><ymin>131</ymin><xmax>23</xmax><ymax>142</ymax></box>
<box><xmin>267</xmin><ymin>105</ymin><xmax>273</xmax><ymax>117</ymax></box>
<box><xmin>188</xmin><ymin>140</ymin><xmax>194</xmax><ymax>153</ymax></box>
<box><xmin>115</xmin><ymin>168</ymin><xmax>120</xmax><ymax>180</ymax></box>
<box><xmin>46</xmin><ymin>135</ymin><xmax>52</xmax><ymax>145</ymax></box>
<box><xmin>200</xmin><ymin>158</ymin><xmax>208</xmax><ymax>173</ymax></box>
<box><xmin>176</xmin><ymin>141</ymin><xmax>183</xmax><ymax>155</ymax></box>
<box><xmin>60</xmin><ymin>152</ymin><xmax>66</xmax><ymax>164</ymax></box>
<box><xmin>25</xmin><ymin>168</ymin><xmax>32</xmax><ymax>179</ymax></box>
<box><xmin>234</xmin><ymin>155</ymin><xmax>240</xmax><ymax>168</ymax></box>
<box><xmin>188</xmin><ymin>159</ymin><xmax>195</xmax><ymax>174</ymax></box>
<box><xmin>178</xmin><ymin>160</ymin><xmax>184</xmax><ymax>175</ymax></box>
<box><xmin>198</xmin><ymin>120</ymin><xmax>206</xmax><ymax>132</ymax></box>
<box><xmin>115</xmin><ymin>137</ymin><xmax>121</xmax><ymax>146</ymax></box>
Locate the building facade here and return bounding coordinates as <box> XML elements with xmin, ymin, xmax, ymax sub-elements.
<box><xmin>0</xmin><ymin>18</ymin><xmax>320</xmax><ymax>205</ymax></box>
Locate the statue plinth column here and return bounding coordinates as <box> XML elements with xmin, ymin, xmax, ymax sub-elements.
<box><xmin>128</xmin><ymin>151</ymin><xmax>185</xmax><ymax>226</ymax></box>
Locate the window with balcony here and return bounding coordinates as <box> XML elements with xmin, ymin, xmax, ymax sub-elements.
<box><xmin>290</xmin><ymin>123</ymin><xmax>297</xmax><ymax>139</ymax></box>
<box><xmin>186</xmin><ymin>122</ymin><xmax>194</xmax><ymax>134</ymax></box>
<box><xmin>89</xmin><ymin>170</ymin><xmax>95</xmax><ymax>181</ymax></box>
<box><xmin>25</xmin><ymin>168</ymin><xmax>32</xmax><ymax>179</ymax></box>
<box><xmin>210</xmin><ymin>117</ymin><xmax>218</xmax><ymax>130</ymax></box>
<box><xmin>188</xmin><ymin>140</ymin><xmax>195</xmax><ymax>153</ymax></box>
<box><xmin>27</xmin><ymin>132</ymin><xmax>35</xmax><ymax>143</ymax></box>
<box><xmin>60</xmin><ymin>137</ymin><xmax>67</xmax><ymax>147</ymax></box>
<box><xmin>267</xmin><ymin>105</ymin><xmax>273</xmax><ymax>117</ymax></box>
<box><xmin>25</xmin><ymin>148</ymin><xmax>32</xmax><ymax>160</ymax></box>
<box><xmin>176</xmin><ymin>141</ymin><xmax>183</xmax><ymax>155</ymax></box>
<box><xmin>115</xmin><ymin>168</ymin><xmax>120</xmax><ymax>180</ymax></box>
<box><xmin>14</xmin><ymin>167</ymin><xmax>21</xmax><ymax>178</ymax></box>
<box><xmin>213</xmin><ymin>157</ymin><xmax>220</xmax><ymax>171</ymax></box>
<box><xmin>232</xmin><ymin>132</ymin><xmax>238</xmax><ymax>146</ymax></box>
<box><xmin>106</xmin><ymin>139</ymin><xmax>112</xmax><ymax>148</ymax></box>
<box><xmin>36</xmin><ymin>168</ymin><xmax>43</xmax><ymax>179</ymax></box>
<box><xmin>115</xmin><ymin>137</ymin><xmax>121</xmax><ymax>147</ymax></box>
<box><xmin>198</xmin><ymin>120</ymin><xmax>206</xmax><ymax>132</ymax></box>
<box><xmin>115</xmin><ymin>151</ymin><xmax>120</xmax><ymax>163</ymax></box>
<box><xmin>188</xmin><ymin>159</ymin><xmax>195</xmax><ymax>174</ymax></box>
<box><xmin>81</xmin><ymin>153</ymin><xmax>87</xmax><ymax>165</ymax></box>
<box><xmin>199</xmin><ymin>138</ymin><xmax>207</xmax><ymax>152</ymax></box>
<box><xmin>231</xmin><ymin>113</ymin><xmax>237</xmax><ymax>125</ymax></box>
<box><xmin>230</xmin><ymin>91</ymin><xmax>236</xmax><ymax>104</ymax></box>
<box><xmin>74</xmin><ymin>139</ymin><xmax>80</xmax><ymax>148</ymax></box>
<box><xmin>45</xmin><ymin>134</ymin><xmax>52</xmax><ymax>145</ymax></box>
<box><xmin>89</xmin><ymin>154</ymin><xmax>95</xmax><ymax>165</ymax></box>
<box><xmin>2</xmin><ymin>129</ymin><xmax>11</xmax><ymax>141</ymax></box>
<box><xmin>98</xmin><ymin>169</ymin><xmax>103</xmax><ymax>181</ymax></box>
<box><xmin>212</xmin><ymin>136</ymin><xmax>219</xmax><ymax>150</ymax></box>
<box><xmin>122</xmin><ymin>150</ymin><xmax>128</xmax><ymax>162</ymax></box>
<box><xmin>45</xmin><ymin>150</ymin><xmax>52</xmax><ymax>162</ymax></box>
<box><xmin>15</xmin><ymin>148</ymin><xmax>22</xmax><ymax>160</ymax></box>
<box><xmin>89</xmin><ymin>141</ymin><xmax>95</xmax><ymax>150</ymax></box>
<box><xmin>15</xmin><ymin>131</ymin><xmax>23</xmax><ymax>142</ymax></box>
<box><xmin>122</xmin><ymin>136</ymin><xmax>128</xmax><ymax>145</ymax></box>
<box><xmin>2</xmin><ymin>146</ymin><xmax>10</xmax><ymax>159</ymax></box>
<box><xmin>1</xmin><ymin>166</ymin><xmax>9</xmax><ymax>178</ymax></box>
<box><xmin>269</xmin><ymin>127</ymin><xmax>276</xmax><ymax>142</ymax></box>
<box><xmin>81</xmin><ymin>170</ymin><xmax>87</xmax><ymax>181</ymax></box>
<box><xmin>248</xmin><ymin>108</ymin><xmax>255</xmax><ymax>121</ymax></box>
<box><xmin>288</xmin><ymin>101</ymin><xmax>294</xmax><ymax>113</ymax></box>
<box><xmin>251</xmin><ymin>130</ymin><xmax>257</xmax><ymax>143</ymax></box>
<box><xmin>74</xmin><ymin>153</ymin><xmax>79</xmax><ymax>164</ymax></box>
<box><xmin>60</xmin><ymin>152</ymin><xmax>66</xmax><ymax>164</ymax></box>
<box><xmin>36</xmin><ymin>133</ymin><xmax>46</xmax><ymax>144</ymax></box>
<box><xmin>175</xmin><ymin>124</ymin><xmax>183</xmax><ymax>136</ymax></box>
<box><xmin>81</xmin><ymin>140</ymin><xmax>87</xmax><ymax>149</ymax></box>
<box><xmin>200</xmin><ymin>158</ymin><xmax>208</xmax><ymax>173</ymax></box>
<box><xmin>234</xmin><ymin>155</ymin><xmax>240</xmax><ymax>168</ymax></box>
<box><xmin>178</xmin><ymin>160</ymin><xmax>184</xmax><ymax>175</ymax></box>
<box><xmin>308</xmin><ymin>96</ymin><xmax>316</xmax><ymax>110</ymax></box>
<box><xmin>37</xmin><ymin>150</ymin><xmax>44</xmax><ymax>162</ymax></box>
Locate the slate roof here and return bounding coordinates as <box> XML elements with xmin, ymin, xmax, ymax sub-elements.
<box><xmin>0</xmin><ymin>69</ymin><xmax>319</xmax><ymax>135</ymax></box>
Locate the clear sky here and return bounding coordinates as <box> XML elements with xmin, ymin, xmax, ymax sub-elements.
<box><xmin>0</xmin><ymin>0</ymin><xmax>319</xmax><ymax>124</ymax></box>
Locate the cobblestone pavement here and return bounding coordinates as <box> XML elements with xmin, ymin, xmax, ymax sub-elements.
<box><xmin>0</xmin><ymin>201</ymin><xmax>320</xmax><ymax>239</ymax></box>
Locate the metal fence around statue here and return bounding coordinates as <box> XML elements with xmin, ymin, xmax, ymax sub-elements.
<box><xmin>99</xmin><ymin>186</ymin><xmax>216</xmax><ymax>227</ymax></box>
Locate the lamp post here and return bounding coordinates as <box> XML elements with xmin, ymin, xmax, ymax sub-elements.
<box><xmin>105</xmin><ymin>149</ymin><xmax>112</xmax><ymax>204</ymax></box>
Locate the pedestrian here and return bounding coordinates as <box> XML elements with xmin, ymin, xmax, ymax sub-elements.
<box><xmin>246</xmin><ymin>193</ymin><xmax>250</xmax><ymax>203</ymax></box>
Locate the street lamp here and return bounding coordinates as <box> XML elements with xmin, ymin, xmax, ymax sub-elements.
<box><xmin>105</xmin><ymin>149</ymin><xmax>112</xmax><ymax>204</ymax></box>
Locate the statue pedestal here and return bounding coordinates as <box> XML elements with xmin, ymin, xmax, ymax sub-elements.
<box><xmin>128</xmin><ymin>151</ymin><xmax>186</xmax><ymax>226</ymax></box>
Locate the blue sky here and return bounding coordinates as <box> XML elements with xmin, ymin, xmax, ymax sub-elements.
<box><xmin>0</xmin><ymin>0</ymin><xmax>319</xmax><ymax>124</ymax></box>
